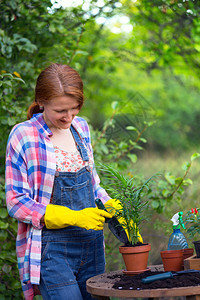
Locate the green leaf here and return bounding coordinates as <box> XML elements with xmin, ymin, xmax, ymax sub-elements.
<box><xmin>127</xmin><ymin>153</ymin><xmax>137</xmax><ymax>163</ymax></box>
<box><xmin>129</xmin><ymin>140</ymin><xmax>136</xmax><ymax>146</ymax></box>
<box><xmin>3</xmin><ymin>80</ymin><xmax>12</xmax><ymax>87</ymax></box>
<box><xmin>164</xmin><ymin>174</ymin><xmax>175</xmax><ymax>185</ymax></box>
<box><xmin>13</xmin><ymin>77</ymin><xmax>25</xmax><ymax>84</ymax></box>
<box><xmin>0</xmin><ymin>208</ymin><xmax>8</xmax><ymax>218</ymax></box>
<box><xmin>0</xmin><ymin>220</ymin><xmax>8</xmax><ymax>229</ymax></box>
<box><xmin>177</xmin><ymin>186</ymin><xmax>184</xmax><ymax>195</ymax></box>
<box><xmin>143</xmin><ymin>121</ymin><xmax>156</xmax><ymax>127</ymax></box>
<box><xmin>151</xmin><ymin>200</ymin><xmax>159</xmax><ymax>209</ymax></box>
<box><xmin>126</xmin><ymin>126</ymin><xmax>137</xmax><ymax>131</ymax></box>
<box><xmin>134</xmin><ymin>145</ymin><xmax>143</xmax><ymax>150</ymax></box>
<box><xmin>74</xmin><ymin>50</ymin><xmax>88</xmax><ymax>56</ymax></box>
<box><xmin>139</xmin><ymin>137</ymin><xmax>147</xmax><ymax>143</ymax></box>
<box><xmin>7</xmin><ymin>118</ymin><xmax>16</xmax><ymax>126</ymax></box>
<box><xmin>1</xmin><ymin>73</ymin><xmax>13</xmax><ymax>78</ymax></box>
<box><xmin>183</xmin><ymin>178</ymin><xmax>193</xmax><ymax>185</ymax></box>
<box><xmin>162</xmin><ymin>189</ymin><xmax>170</xmax><ymax>197</ymax></box>
<box><xmin>191</xmin><ymin>153</ymin><xmax>200</xmax><ymax>161</ymax></box>
<box><xmin>111</xmin><ymin>101</ymin><xmax>119</xmax><ymax>110</ymax></box>
<box><xmin>99</xmin><ymin>144</ymin><xmax>109</xmax><ymax>154</ymax></box>
<box><xmin>175</xmin><ymin>177</ymin><xmax>183</xmax><ymax>184</ymax></box>
<box><xmin>182</xmin><ymin>162</ymin><xmax>191</xmax><ymax>171</ymax></box>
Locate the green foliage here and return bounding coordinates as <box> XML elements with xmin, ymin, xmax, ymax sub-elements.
<box><xmin>147</xmin><ymin>153</ymin><xmax>200</xmax><ymax>215</ymax></box>
<box><xmin>90</xmin><ymin>100</ymin><xmax>155</xmax><ymax>171</ymax></box>
<box><xmin>121</xmin><ymin>0</ymin><xmax>200</xmax><ymax>75</ymax></box>
<box><xmin>184</xmin><ymin>207</ymin><xmax>200</xmax><ymax>240</ymax></box>
<box><xmin>143</xmin><ymin>73</ymin><xmax>200</xmax><ymax>152</ymax></box>
<box><xmin>0</xmin><ymin>71</ymin><xmax>26</xmax><ymax>173</ymax></box>
<box><xmin>80</xmin><ymin>0</ymin><xmax>200</xmax><ymax>152</ymax></box>
<box><xmin>0</xmin><ymin>180</ymin><xmax>22</xmax><ymax>299</ymax></box>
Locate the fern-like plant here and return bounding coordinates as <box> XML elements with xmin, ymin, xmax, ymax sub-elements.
<box><xmin>100</xmin><ymin>164</ymin><xmax>155</xmax><ymax>246</ymax></box>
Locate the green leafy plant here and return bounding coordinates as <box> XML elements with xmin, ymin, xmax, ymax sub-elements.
<box><xmin>100</xmin><ymin>164</ymin><xmax>156</xmax><ymax>246</ymax></box>
<box><xmin>184</xmin><ymin>208</ymin><xmax>200</xmax><ymax>240</ymax></box>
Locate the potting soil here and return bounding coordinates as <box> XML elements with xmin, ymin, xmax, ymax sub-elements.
<box><xmin>110</xmin><ymin>270</ymin><xmax>200</xmax><ymax>290</ymax></box>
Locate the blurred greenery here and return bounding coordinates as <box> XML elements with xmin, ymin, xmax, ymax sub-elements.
<box><xmin>0</xmin><ymin>0</ymin><xmax>200</xmax><ymax>298</ymax></box>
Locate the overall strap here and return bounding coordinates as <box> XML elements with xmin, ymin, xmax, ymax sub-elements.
<box><xmin>70</xmin><ymin>125</ymin><xmax>89</xmax><ymax>162</ymax></box>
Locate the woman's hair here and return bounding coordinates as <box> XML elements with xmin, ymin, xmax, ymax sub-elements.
<box><xmin>27</xmin><ymin>63</ymin><xmax>84</xmax><ymax>119</ymax></box>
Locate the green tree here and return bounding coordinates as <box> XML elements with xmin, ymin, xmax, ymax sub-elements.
<box><xmin>120</xmin><ymin>0</ymin><xmax>200</xmax><ymax>76</ymax></box>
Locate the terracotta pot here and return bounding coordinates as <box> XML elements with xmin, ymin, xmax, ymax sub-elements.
<box><xmin>193</xmin><ymin>240</ymin><xmax>200</xmax><ymax>258</ymax></box>
<box><xmin>119</xmin><ymin>243</ymin><xmax>151</xmax><ymax>274</ymax></box>
<box><xmin>160</xmin><ymin>249</ymin><xmax>183</xmax><ymax>272</ymax></box>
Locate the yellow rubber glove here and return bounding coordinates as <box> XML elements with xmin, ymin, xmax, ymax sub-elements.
<box><xmin>44</xmin><ymin>204</ymin><xmax>112</xmax><ymax>230</ymax></box>
<box><xmin>104</xmin><ymin>199</ymin><xmax>143</xmax><ymax>243</ymax></box>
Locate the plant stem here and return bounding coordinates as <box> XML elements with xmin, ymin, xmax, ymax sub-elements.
<box><xmin>169</xmin><ymin>162</ymin><xmax>192</xmax><ymax>198</ymax></box>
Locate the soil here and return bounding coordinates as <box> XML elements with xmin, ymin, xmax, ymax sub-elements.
<box><xmin>109</xmin><ymin>270</ymin><xmax>200</xmax><ymax>290</ymax></box>
<box><xmin>122</xmin><ymin>241</ymin><xmax>146</xmax><ymax>247</ymax></box>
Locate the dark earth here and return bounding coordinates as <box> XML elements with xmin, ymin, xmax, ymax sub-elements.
<box><xmin>109</xmin><ymin>270</ymin><xmax>200</xmax><ymax>290</ymax></box>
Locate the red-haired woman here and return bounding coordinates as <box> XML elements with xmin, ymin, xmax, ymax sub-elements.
<box><xmin>5</xmin><ymin>64</ymin><xmax>112</xmax><ymax>300</ymax></box>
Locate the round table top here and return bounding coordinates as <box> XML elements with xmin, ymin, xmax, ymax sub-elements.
<box><xmin>86</xmin><ymin>267</ymin><xmax>200</xmax><ymax>299</ymax></box>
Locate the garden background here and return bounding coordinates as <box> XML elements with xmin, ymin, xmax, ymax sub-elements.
<box><xmin>0</xmin><ymin>0</ymin><xmax>200</xmax><ymax>298</ymax></box>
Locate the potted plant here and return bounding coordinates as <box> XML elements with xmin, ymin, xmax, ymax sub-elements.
<box><xmin>100</xmin><ymin>164</ymin><xmax>155</xmax><ymax>274</ymax></box>
<box><xmin>160</xmin><ymin>212</ymin><xmax>193</xmax><ymax>272</ymax></box>
<box><xmin>184</xmin><ymin>208</ymin><xmax>200</xmax><ymax>258</ymax></box>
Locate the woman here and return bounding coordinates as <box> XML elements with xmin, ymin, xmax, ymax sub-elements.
<box><xmin>5</xmin><ymin>63</ymin><xmax>113</xmax><ymax>300</ymax></box>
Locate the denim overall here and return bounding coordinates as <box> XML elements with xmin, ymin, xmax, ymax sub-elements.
<box><xmin>39</xmin><ymin>126</ymin><xmax>105</xmax><ymax>300</ymax></box>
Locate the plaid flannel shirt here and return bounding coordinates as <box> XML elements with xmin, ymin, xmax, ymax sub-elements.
<box><xmin>5</xmin><ymin>113</ymin><xmax>110</xmax><ymax>300</ymax></box>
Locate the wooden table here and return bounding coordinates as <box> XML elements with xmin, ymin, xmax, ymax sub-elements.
<box><xmin>86</xmin><ymin>265</ymin><xmax>200</xmax><ymax>300</ymax></box>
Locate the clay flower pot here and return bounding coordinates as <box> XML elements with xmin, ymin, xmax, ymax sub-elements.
<box><xmin>193</xmin><ymin>240</ymin><xmax>200</xmax><ymax>258</ymax></box>
<box><xmin>160</xmin><ymin>249</ymin><xmax>183</xmax><ymax>272</ymax></box>
<box><xmin>119</xmin><ymin>243</ymin><xmax>151</xmax><ymax>275</ymax></box>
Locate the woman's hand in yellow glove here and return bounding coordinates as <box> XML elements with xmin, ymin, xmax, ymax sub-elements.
<box><xmin>104</xmin><ymin>199</ymin><xmax>122</xmax><ymax>216</ymax></box>
<box><xmin>44</xmin><ymin>204</ymin><xmax>112</xmax><ymax>230</ymax></box>
<box><xmin>104</xmin><ymin>199</ymin><xmax>143</xmax><ymax>243</ymax></box>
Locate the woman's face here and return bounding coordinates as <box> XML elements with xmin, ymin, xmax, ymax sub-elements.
<box><xmin>42</xmin><ymin>96</ymin><xmax>80</xmax><ymax>130</ymax></box>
